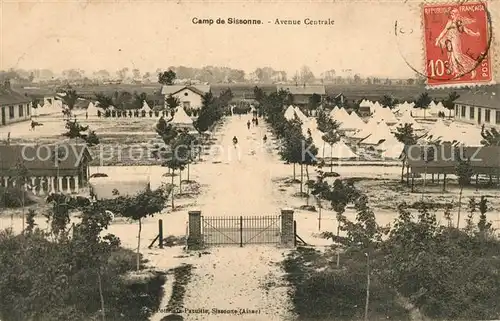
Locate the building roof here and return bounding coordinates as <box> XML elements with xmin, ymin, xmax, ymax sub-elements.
<box><xmin>406</xmin><ymin>144</ymin><xmax>500</xmax><ymax>174</ymax></box>
<box><xmin>0</xmin><ymin>82</ymin><xmax>32</xmax><ymax>106</ymax></box>
<box><xmin>276</xmin><ymin>85</ymin><xmax>326</xmax><ymax>95</ymax></box>
<box><xmin>161</xmin><ymin>85</ymin><xmax>211</xmax><ymax>96</ymax></box>
<box><xmin>454</xmin><ymin>91</ymin><xmax>500</xmax><ymax>110</ymax></box>
<box><xmin>0</xmin><ymin>144</ymin><xmax>92</xmax><ymax>174</ymax></box>
<box><xmin>13</xmin><ymin>86</ymin><xmax>57</xmax><ymax>98</ymax></box>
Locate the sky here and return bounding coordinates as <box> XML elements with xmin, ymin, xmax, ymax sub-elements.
<box><xmin>0</xmin><ymin>0</ymin><xmax>497</xmax><ymax>78</ymax></box>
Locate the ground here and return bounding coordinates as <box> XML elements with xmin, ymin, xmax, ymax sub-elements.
<box><xmin>1</xmin><ymin>113</ymin><xmax>500</xmax><ymax>321</ymax></box>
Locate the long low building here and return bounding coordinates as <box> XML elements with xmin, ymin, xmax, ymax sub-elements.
<box><xmin>0</xmin><ymin>80</ymin><xmax>33</xmax><ymax>126</ymax></box>
<box><xmin>453</xmin><ymin>91</ymin><xmax>500</xmax><ymax>127</ymax></box>
<box><xmin>0</xmin><ymin>144</ymin><xmax>92</xmax><ymax>195</ymax></box>
<box><xmin>405</xmin><ymin>144</ymin><xmax>500</xmax><ymax>190</ymax></box>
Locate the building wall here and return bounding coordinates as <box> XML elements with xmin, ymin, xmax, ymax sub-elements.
<box><xmin>454</xmin><ymin>103</ymin><xmax>500</xmax><ymax>127</ymax></box>
<box><xmin>165</xmin><ymin>88</ymin><xmax>204</xmax><ymax>110</ymax></box>
<box><xmin>0</xmin><ymin>102</ymin><xmax>32</xmax><ymax>126</ymax></box>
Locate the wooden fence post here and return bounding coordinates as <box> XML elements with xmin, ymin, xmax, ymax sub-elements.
<box><xmin>158</xmin><ymin>219</ymin><xmax>163</xmax><ymax>249</ymax></box>
<box><xmin>240</xmin><ymin>216</ymin><xmax>243</xmax><ymax>247</ymax></box>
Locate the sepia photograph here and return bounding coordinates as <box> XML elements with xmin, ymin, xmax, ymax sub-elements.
<box><xmin>1</xmin><ymin>0</ymin><xmax>500</xmax><ymax>320</ymax></box>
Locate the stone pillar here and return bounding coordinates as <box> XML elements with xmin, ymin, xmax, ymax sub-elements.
<box><xmin>65</xmin><ymin>177</ymin><xmax>71</xmax><ymax>193</ymax></box>
<box><xmin>38</xmin><ymin>177</ymin><xmax>46</xmax><ymax>196</ymax></box>
<box><xmin>30</xmin><ymin>177</ymin><xmax>36</xmax><ymax>194</ymax></box>
<box><xmin>74</xmin><ymin>176</ymin><xmax>79</xmax><ymax>193</ymax></box>
<box><xmin>281</xmin><ymin>209</ymin><xmax>295</xmax><ymax>247</ymax></box>
<box><xmin>3</xmin><ymin>177</ymin><xmax>8</xmax><ymax>187</ymax></box>
<box><xmin>58</xmin><ymin>177</ymin><xmax>63</xmax><ymax>193</ymax></box>
<box><xmin>12</xmin><ymin>179</ymin><xmax>16</xmax><ymax>187</ymax></box>
<box><xmin>187</xmin><ymin>210</ymin><xmax>202</xmax><ymax>249</ymax></box>
<box><xmin>48</xmin><ymin>177</ymin><xmax>55</xmax><ymax>194</ymax></box>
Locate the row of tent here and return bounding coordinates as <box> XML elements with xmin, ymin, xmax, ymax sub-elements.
<box><xmin>284</xmin><ymin>104</ymin><xmax>484</xmax><ymax>160</ymax></box>
<box><xmin>361</xmin><ymin>99</ymin><xmax>453</xmax><ymax>117</ymax></box>
<box><xmin>34</xmin><ymin>99</ymin><xmax>195</xmax><ymax>126</ymax></box>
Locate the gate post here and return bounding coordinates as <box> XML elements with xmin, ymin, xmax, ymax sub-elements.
<box><xmin>281</xmin><ymin>209</ymin><xmax>295</xmax><ymax>247</ymax></box>
<box><xmin>187</xmin><ymin>210</ymin><xmax>202</xmax><ymax>249</ymax></box>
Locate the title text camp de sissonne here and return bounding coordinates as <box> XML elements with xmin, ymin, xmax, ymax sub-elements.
<box><xmin>192</xmin><ymin>17</ymin><xmax>334</xmax><ymax>26</ymax></box>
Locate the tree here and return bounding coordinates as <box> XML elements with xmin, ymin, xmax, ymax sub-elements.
<box><xmin>315</xmin><ymin>109</ymin><xmax>341</xmax><ymax>171</ymax></box>
<box><xmin>321</xmin><ymin>179</ymin><xmax>362</xmax><ymax>266</ymax></box>
<box><xmin>279</xmin><ymin>120</ymin><xmax>304</xmax><ymax>183</ymax></box>
<box><xmin>166</xmin><ymin>94</ymin><xmax>180</xmax><ymax>110</ymax></box>
<box><xmin>414</xmin><ymin>92</ymin><xmax>432</xmax><ymax>119</ymax></box>
<box><xmin>455</xmin><ymin>152</ymin><xmax>474</xmax><ymax>228</ymax></box>
<box><xmin>158</xmin><ymin>70</ymin><xmax>176</xmax><ymax>85</ymax></box>
<box><xmin>193</xmin><ymin>92</ymin><xmax>224</xmax><ymax>133</ymax></box>
<box><xmin>94</xmin><ymin>92</ymin><xmax>114</xmax><ymax>109</ymax></box>
<box><xmin>381</xmin><ymin>95</ymin><xmax>396</xmax><ymax>109</ymax></box>
<box><xmin>480</xmin><ymin>125</ymin><xmax>500</xmax><ymax>146</ymax></box>
<box><xmin>442</xmin><ymin>92</ymin><xmax>460</xmax><ymax>119</ymax></box>
<box><xmin>308</xmin><ymin>93</ymin><xmax>322</xmax><ymax>111</ymax></box>
<box><xmin>62</xmin><ymin>89</ymin><xmax>79</xmax><ymax>117</ymax></box>
<box><xmin>394</xmin><ymin>124</ymin><xmax>418</xmax><ymax>182</ymax></box>
<box><xmin>301</xmin><ymin>134</ymin><xmax>318</xmax><ymax>201</ymax></box>
<box><xmin>132</xmin><ymin>68</ymin><xmax>141</xmax><ymax>79</ymax></box>
<box><xmin>14</xmin><ymin>161</ymin><xmax>30</xmax><ymax>232</ymax></box>
<box><xmin>306</xmin><ymin>167</ymin><xmax>330</xmax><ymax>231</ymax></box>
<box><xmin>100</xmin><ymin>187</ymin><xmax>168</xmax><ymax>270</ymax></box>
<box><xmin>164</xmin><ymin>135</ymin><xmax>190</xmax><ymax>209</ymax></box>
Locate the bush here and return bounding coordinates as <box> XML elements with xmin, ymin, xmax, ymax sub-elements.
<box><xmin>0</xmin><ymin>186</ymin><xmax>36</xmax><ymax>208</ymax></box>
<box><xmin>283</xmin><ymin>247</ymin><xmax>410</xmax><ymax>321</ymax></box>
<box><xmin>0</xmin><ymin>229</ymin><xmax>165</xmax><ymax>321</ymax></box>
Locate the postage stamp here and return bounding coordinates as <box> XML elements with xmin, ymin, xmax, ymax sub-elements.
<box><xmin>422</xmin><ymin>1</ymin><xmax>493</xmax><ymax>88</ymax></box>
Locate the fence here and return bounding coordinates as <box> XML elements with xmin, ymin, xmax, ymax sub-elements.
<box><xmin>186</xmin><ymin>209</ymin><xmax>294</xmax><ymax>248</ymax></box>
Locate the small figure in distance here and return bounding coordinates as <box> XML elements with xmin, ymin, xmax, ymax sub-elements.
<box><xmin>232</xmin><ymin>136</ymin><xmax>238</xmax><ymax>147</ymax></box>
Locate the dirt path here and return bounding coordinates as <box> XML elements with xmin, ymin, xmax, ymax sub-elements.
<box><xmin>154</xmin><ymin>116</ymin><xmax>294</xmax><ymax>321</ymax></box>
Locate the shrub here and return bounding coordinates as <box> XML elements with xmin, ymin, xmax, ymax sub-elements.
<box><xmin>0</xmin><ymin>186</ymin><xmax>36</xmax><ymax>208</ymax></box>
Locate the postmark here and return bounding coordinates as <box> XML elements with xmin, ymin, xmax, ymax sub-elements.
<box><xmin>422</xmin><ymin>1</ymin><xmax>493</xmax><ymax>88</ymax></box>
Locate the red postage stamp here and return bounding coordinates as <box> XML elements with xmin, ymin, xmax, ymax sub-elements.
<box><xmin>422</xmin><ymin>2</ymin><xmax>493</xmax><ymax>87</ymax></box>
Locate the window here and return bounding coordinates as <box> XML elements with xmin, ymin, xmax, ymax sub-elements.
<box><xmin>461</xmin><ymin>105</ymin><xmax>466</xmax><ymax>117</ymax></box>
<box><xmin>18</xmin><ymin>105</ymin><xmax>23</xmax><ymax>117</ymax></box>
<box><xmin>9</xmin><ymin>106</ymin><xmax>14</xmax><ymax>119</ymax></box>
<box><xmin>27</xmin><ymin>104</ymin><xmax>30</xmax><ymax>116</ymax></box>
<box><xmin>184</xmin><ymin>92</ymin><xmax>188</xmax><ymax>96</ymax></box>
<box><xmin>469</xmin><ymin>106</ymin><xmax>475</xmax><ymax>119</ymax></box>
<box><xmin>183</xmin><ymin>101</ymin><xmax>190</xmax><ymax>109</ymax></box>
<box><xmin>455</xmin><ymin>105</ymin><xmax>459</xmax><ymax>116</ymax></box>
<box><xmin>496</xmin><ymin>110</ymin><xmax>500</xmax><ymax>124</ymax></box>
<box><xmin>485</xmin><ymin>109</ymin><xmax>491</xmax><ymax>122</ymax></box>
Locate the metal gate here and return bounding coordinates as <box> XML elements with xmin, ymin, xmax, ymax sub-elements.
<box><xmin>202</xmin><ymin>215</ymin><xmax>281</xmax><ymax>246</ymax></box>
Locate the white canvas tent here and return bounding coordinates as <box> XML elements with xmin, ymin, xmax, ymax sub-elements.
<box><xmin>311</xmin><ymin>131</ymin><xmax>357</xmax><ymax>159</ymax></box>
<box><xmin>378</xmin><ymin>136</ymin><xmax>405</xmax><ymax>159</ymax></box>
<box><xmin>171</xmin><ymin>107</ymin><xmax>193</xmax><ymax>126</ymax></box>
<box><xmin>140</xmin><ymin>101</ymin><xmax>152</xmax><ymax>113</ymax></box>
<box><xmin>448</xmin><ymin>122</ymin><xmax>483</xmax><ymax>146</ymax></box>
<box><xmin>379</xmin><ymin>107</ymin><xmax>398</xmax><ymax>124</ymax></box>
<box><xmin>359</xmin><ymin>100</ymin><xmax>371</xmax><ymax>108</ymax></box>
<box><xmin>329</xmin><ymin>106</ymin><xmax>340</xmax><ymax>118</ymax></box>
<box><xmin>86</xmin><ymin>102</ymin><xmax>100</xmax><ymax>116</ymax></box>
<box><xmin>294</xmin><ymin>107</ymin><xmax>308</xmax><ymax>123</ymax></box>
<box><xmin>361</xmin><ymin>121</ymin><xmax>394</xmax><ymax>145</ymax></box>
<box><xmin>396</xmin><ymin>111</ymin><xmax>424</xmax><ymax>130</ymax></box>
<box><xmin>284</xmin><ymin>105</ymin><xmax>296</xmax><ymax>121</ymax></box>
<box><xmin>426</xmin><ymin>118</ymin><xmax>448</xmax><ymax>140</ymax></box>
<box><xmin>353</xmin><ymin>117</ymin><xmax>378</xmax><ymax>140</ymax></box>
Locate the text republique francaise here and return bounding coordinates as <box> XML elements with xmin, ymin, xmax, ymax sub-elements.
<box><xmin>192</xmin><ymin>17</ymin><xmax>335</xmax><ymax>26</ymax></box>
